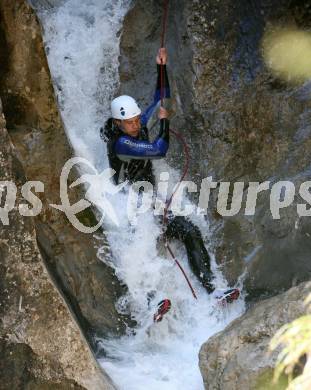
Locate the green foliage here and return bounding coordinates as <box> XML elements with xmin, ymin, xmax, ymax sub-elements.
<box><xmin>270</xmin><ymin>294</ymin><xmax>311</xmax><ymax>390</ymax></box>
<box><xmin>254</xmin><ymin>368</ymin><xmax>288</xmax><ymax>390</ymax></box>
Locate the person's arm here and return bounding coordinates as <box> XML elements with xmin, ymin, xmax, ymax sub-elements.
<box><xmin>115</xmin><ymin>118</ymin><xmax>169</xmax><ymax>160</ymax></box>
<box><xmin>141</xmin><ymin>48</ymin><xmax>171</xmax><ymax>127</ymax></box>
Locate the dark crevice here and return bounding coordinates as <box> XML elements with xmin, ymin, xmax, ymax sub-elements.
<box><xmin>0</xmin><ymin>10</ymin><xmax>10</xmax><ymax>83</ymax></box>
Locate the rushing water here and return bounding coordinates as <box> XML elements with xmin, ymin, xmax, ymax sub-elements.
<box><xmin>34</xmin><ymin>1</ymin><xmax>246</xmax><ymax>388</ymax></box>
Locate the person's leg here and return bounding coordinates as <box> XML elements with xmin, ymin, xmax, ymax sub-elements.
<box><xmin>165</xmin><ymin>216</ymin><xmax>215</xmax><ymax>293</ymax></box>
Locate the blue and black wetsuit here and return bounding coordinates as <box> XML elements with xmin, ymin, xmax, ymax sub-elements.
<box><xmin>103</xmin><ymin>64</ymin><xmax>170</xmax><ymax>185</ymax></box>
<box><xmin>102</xmin><ymin>65</ymin><xmax>214</xmax><ymax>293</ymax></box>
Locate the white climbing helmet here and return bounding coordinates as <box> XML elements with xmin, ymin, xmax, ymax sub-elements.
<box><xmin>111</xmin><ymin>95</ymin><xmax>141</xmax><ymax>120</ymax></box>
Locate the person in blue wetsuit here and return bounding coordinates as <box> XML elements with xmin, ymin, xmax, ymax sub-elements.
<box><xmin>101</xmin><ymin>48</ymin><xmax>215</xmax><ymax>294</ymax></box>
<box><xmin>102</xmin><ymin>48</ymin><xmax>171</xmax><ymax>186</ymax></box>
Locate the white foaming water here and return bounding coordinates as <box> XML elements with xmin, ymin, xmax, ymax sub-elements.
<box><xmin>35</xmin><ymin>1</ymin><xmax>246</xmax><ymax>389</ymax></box>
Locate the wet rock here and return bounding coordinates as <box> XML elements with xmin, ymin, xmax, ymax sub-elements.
<box><xmin>185</xmin><ymin>0</ymin><xmax>311</xmax><ymax>298</ymax></box>
<box><xmin>199</xmin><ymin>280</ymin><xmax>311</xmax><ymax>390</ymax></box>
<box><xmin>0</xmin><ymin>0</ymin><xmax>129</xmax><ymax>351</ymax></box>
<box><xmin>0</xmin><ymin>103</ymin><xmax>114</xmax><ymax>389</ymax></box>
<box><xmin>119</xmin><ymin>0</ymin><xmax>311</xmax><ymax>299</ymax></box>
<box><xmin>28</xmin><ymin>0</ymin><xmax>65</xmax><ymax>11</ymax></box>
<box><xmin>0</xmin><ymin>341</ymin><xmax>86</xmax><ymax>390</ymax></box>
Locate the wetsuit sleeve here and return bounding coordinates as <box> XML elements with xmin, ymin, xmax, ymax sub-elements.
<box><xmin>141</xmin><ymin>65</ymin><xmax>170</xmax><ymax>127</ymax></box>
<box><xmin>115</xmin><ymin>119</ymin><xmax>170</xmax><ymax>160</ymax></box>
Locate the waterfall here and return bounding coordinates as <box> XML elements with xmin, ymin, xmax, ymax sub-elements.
<box><xmin>34</xmin><ymin>1</ymin><xmax>245</xmax><ymax>388</ymax></box>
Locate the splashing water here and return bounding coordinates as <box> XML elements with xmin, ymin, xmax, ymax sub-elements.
<box><xmin>34</xmin><ymin>1</ymin><xmax>246</xmax><ymax>388</ymax></box>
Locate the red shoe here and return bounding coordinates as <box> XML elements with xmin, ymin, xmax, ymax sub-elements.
<box><xmin>216</xmin><ymin>288</ymin><xmax>240</xmax><ymax>305</ymax></box>
<box><xmin>153</xmin><ymin>299</ymin><xmax>171</xmax><ymax>322</ymax></box>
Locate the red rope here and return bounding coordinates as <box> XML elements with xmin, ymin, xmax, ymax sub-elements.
<box><xmin>160</xmin><ymin>0</ymin><xmax>169</xmax><ymax>105</ymax></box>
<box><xmin>160</xmin><ymin>59</ymin><xmax>165</xmax><ymax>105</ymax></box>
<box><xmin>159</xmin><ymin>0</ymin><xmax>197</xmax><ymax>299</ymax></box>
<box><xmin>166</xmin><ymin>243</ymin><xmax>197</xmax><ymax>299</ymax></box>
<box><xmin>161</xmin><ymin>0</ymin><xmax>169</xmax><ymax>49</ymax></box>
<box><xmin>163</xmin><ymin>130</ymin><xmax>197</xmax><ymax>300</ymax></box>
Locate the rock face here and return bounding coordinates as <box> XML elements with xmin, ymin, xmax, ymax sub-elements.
<box><xmin>186</xmin><ymin>0</ymin><xmax>311</xmax><ymax>299</ymax></box>
<box><xmin>0</xmin><ymin>0</ymin><xmax>129</xmax><ymax>353</ymax></box>
<box><xmin>0</xmin><ymin>102</ymin><xmax>114</xmax><ymax>389</ymax></box>
<box><xmin>119</xmin><ymin>0</ymin><xmax>311</xmax><ymax>299</ymax></box>
<box><xmin>0</xmin><ymin>0</ymin><xmax>130</xmax><ymax>387</ymax></box>
<box><xmin>199</xmin><ymin>281</ymin><xmax>311</xmax><ymax>390</ymax></box>
<box><xmin>119</xmin><ymin>5</ymin><xmax>311</xmax><ymax>387</ymax></box>
<box><xmin>1</xmin><ymin>0</ymin><xmax>310</xmax><ymax>387</ymax></box>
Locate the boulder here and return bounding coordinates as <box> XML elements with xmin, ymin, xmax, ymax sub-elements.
<box><xmin>199</xmin><ymin>281</ymin><xmax>311</xmax><ymax>390</ymax></box>
<box><xmin>199</xmin><ymin>282</ymin><xmax>311</xmax><ymax>390</ymax></box>
<box><xmin>0</xmin><ymin>102</ymin><xmax>114</xmax><ymax>389</ymax></box>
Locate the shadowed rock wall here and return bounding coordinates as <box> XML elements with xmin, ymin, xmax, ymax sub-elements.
<box><xmin>119</xmin><ymin>0</ymin><xmax>311</xmax><ymax>299</ymax></box>
<box><xmin>0</xmin><ymin>0</ymin><xmax>129</xmax><ymax>347</ymax></box>
<box><xmin>0</xmin><ymin>101</ymin><xmax>113</xmax><ymax>389</ymax></box>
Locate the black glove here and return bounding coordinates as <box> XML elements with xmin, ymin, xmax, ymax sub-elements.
<box><xmin>158</xmin><ymin>118</ymin><xmax>170</xmax><ymax>143</ymax></box>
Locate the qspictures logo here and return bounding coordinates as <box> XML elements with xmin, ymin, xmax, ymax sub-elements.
<box><xmin>1</xmin><ymin>157</ymin><xmax>311</xmax><ymax>233</ymax></box>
